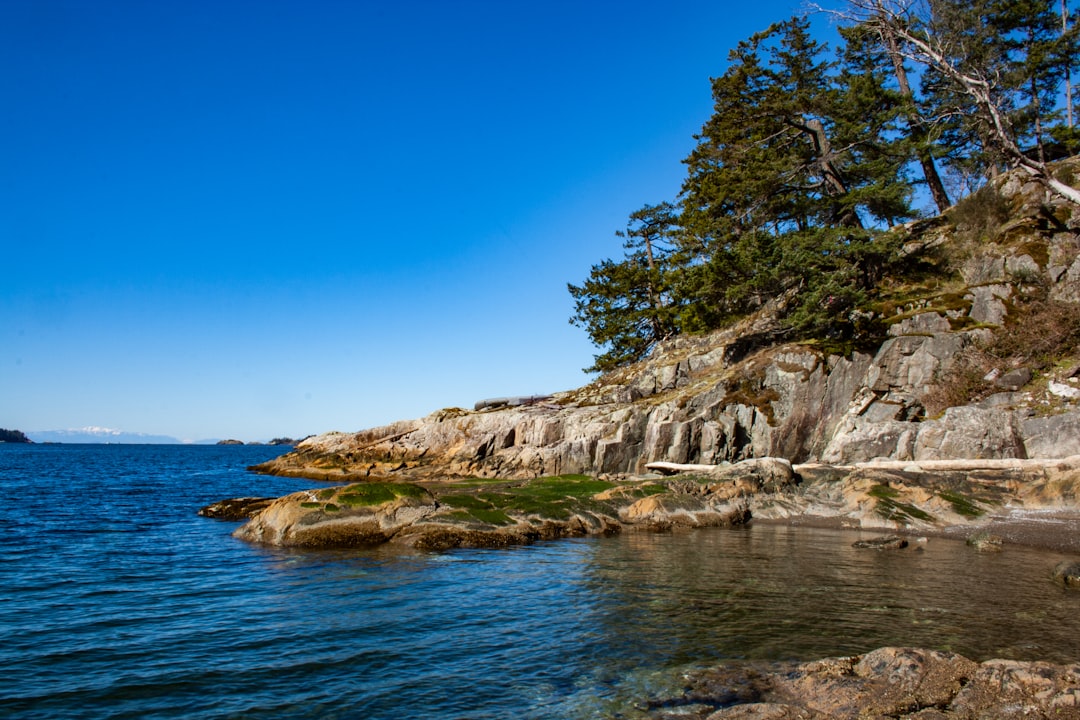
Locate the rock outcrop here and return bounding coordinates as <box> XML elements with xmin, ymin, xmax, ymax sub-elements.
<box><xmin>220</xmin><ymin>454</ymin><xmax>1080</xmax><ymax>550</ymax></box>
<box><xmin>228</xmin><ymin>472</ymin><xmax>755</xmax><ymax>550</ymax></box>
<box><xmin>254</xmin><ymin>164</ymin><xmax>1080</xmax><ymax>486</ymax></box>
<box><xmin>649</xmin><ymin>646</ymin><xmax>1080</xmax><ymax>719</ymax></box>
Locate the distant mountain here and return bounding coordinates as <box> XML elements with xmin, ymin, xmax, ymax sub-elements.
<box><xmin>27</xmin><ymin>427</ymin><xmax>183</xmax><ymax>444</ymax></box>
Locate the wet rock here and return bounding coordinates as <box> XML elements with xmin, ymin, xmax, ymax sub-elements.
<box><xmin>650</xmin><ymin>647</ymin><xmax>1080</xmax><ymax>720</ymax></box>
<box><xmin>198</xmin><ymin>497</ymin><xmax>275</xmax><ymax>520</ymax></box>
<box><xmin>949</xmin><ymin>658</ymin><xmax>1080</xmax><ymax>718</ymax></box>
<box><xmin>852</xmin><ymin>535</ymin><xmax>908</xmax><ymax>550</ymax></box>
<box><xmin>966</xmin><ymin>530</ymin><xmax>1004</xmax><ymax>551</ymax></box>
<box><xmin>1053</xmin><ymin>560</ymin><xmax>1080</xmax><ymax>587</ymax></box>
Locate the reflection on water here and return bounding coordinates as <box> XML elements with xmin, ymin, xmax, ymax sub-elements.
<box><xmin>585</xmin><ymin>525</ymin><xmax>1080</xmax><ymax>667</ymax></box>
<box><xmin>2</xmin><ymin>445</ymin><xmax>1079</xmax><ymax>720</ymax></box>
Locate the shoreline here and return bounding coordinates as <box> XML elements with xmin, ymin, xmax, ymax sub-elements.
<box><xmin>756</xmin><ymin>508</ymin><xmax>1080</xmax><ymax>555</ymax></box>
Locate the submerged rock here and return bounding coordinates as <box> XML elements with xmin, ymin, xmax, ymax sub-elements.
<box><xmin>198</xmin><ymin>497</ymin><xmax>274</xmax><ymax>520</ymax></box>
<box><xmin>1053</xmin><ymin>560</ymin><xmax>1080</xmax><ymax>587</ymax></box>
<box><xmin>851</xmin><ymin>534</ymin><xmax>908</xmax><ymax>550</ymax></box>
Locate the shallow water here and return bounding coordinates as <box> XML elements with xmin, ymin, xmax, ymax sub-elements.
<box><xmin>2</xmin><ymin>444</ymin><xmax>1079</xmax><ymax>719</ymax></box>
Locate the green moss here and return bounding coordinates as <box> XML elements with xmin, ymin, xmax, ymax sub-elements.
<box><xmin>300</xmin><ymin>501</ymin><xmax>322</xmax><ymax>509</ymax></box>
<box><xmin>433</xmin><ymin>475</ymin><xmax>618</xmax><ymax>524</ymax></box>
<box><xmin>869</xmin><ymin>484</ymin><xmax>935</xmax><ymax>524</ymax></box>
<box><xmin>868</xmin><ymin>484</ymin><xmax>900</xmax><ymax>500</ymax></box>
<box><xmin>938</xmin><ymin>490</ymin><xmax>985</xmax><ymax>518</ymax></box>
<box><xmin>317</xmin><ymin>488</ymin><xmax>335</xmax><ymax>500</ymax></box>
<box><xmin>438</xmin><ymin>494</ymin><xmax>514</xmax><ymax>526</ymax></box>
<box><xmin>450</xmin><ymin>477</ymin><xmax>515</xmax><ymax>488</ymax></box>
<box><xmin>324</xmin><ymin>503</ymin><xmax>340</xmax><ymax>513</ymax></box>
<box><xmin>335</xmin><ymin>482</ymin><xmax>430</xmax><ymax>507</ymax></box>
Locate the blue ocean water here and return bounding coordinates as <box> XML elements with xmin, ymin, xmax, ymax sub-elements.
<box><xmin>2</xmin><ymin>443</ymin><xmax>1080</xmax><ymax>719</ymax></box>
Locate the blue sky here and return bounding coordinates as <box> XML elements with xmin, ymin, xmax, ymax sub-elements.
<box><xmin>2</xmin><ymin>0</ymin><xmax>828</xmax><ymax>442</ymax></box>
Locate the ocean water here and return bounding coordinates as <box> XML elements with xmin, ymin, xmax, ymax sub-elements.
<box><xmin>2</xmin><ymin>443</ymin><xmax>1080</xmax><ymax>719</ymax></box>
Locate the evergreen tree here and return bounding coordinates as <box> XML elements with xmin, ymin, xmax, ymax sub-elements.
<box><xmin>680</xmin><ymin>17</ymin><xmax>912</xmax><ymax>339</ymax></box>
<box><xmin>569</xmin><ymin>3</ymin><xmax>1080</xmax><ymax>372</ymax></box>
<box><xmin>568</xmin><ymin>203</ymin><xmax>681</xmax><ymax>371</ymax></box>
<box><xmin>850</xmin><ymin>0</ymin><xmax>1080</xmax><ymax>203</ymax></box>
<box><xmin>988</xmin><ymin>0</ymin><xmax>1080</xmax><ymax>162</ymax></box>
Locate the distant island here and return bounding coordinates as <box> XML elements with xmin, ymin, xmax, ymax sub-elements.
<box><xmin>0</xmin><ymin>429</ymin><xmax>32</xmax><ymax>444</ymax></box>
<box><xmin>217</xmin><ymin>438</ymin><xmax>301</xmax><ymax>446</ymax></box>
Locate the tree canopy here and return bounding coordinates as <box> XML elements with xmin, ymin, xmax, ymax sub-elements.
<box><xmin>570</xmin><ymin>1</ymin><xmax>1080</xmax><ymax>372</ymax></box>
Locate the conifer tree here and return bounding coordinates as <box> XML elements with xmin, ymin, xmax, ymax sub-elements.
<box><xmin>568</xmin><ymin>203</ymin><xmax>681</xmax><ymax>371</ymax></box>
<box><xmin>680</xmin><ymin>17</ymin><xmax>912</xmax><ymax>338</ymax></box>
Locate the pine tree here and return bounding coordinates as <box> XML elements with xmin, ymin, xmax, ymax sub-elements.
<box><xmin>680</xmin><ymin>16</ymin><xmax>913</xmax><ymax>340</ymax></box>
<box><xmin>568</xmin><ymin>203</ymin><xmax>681</xmax><ymax>371</ymax></box>
<box><xmin>847</xmin><ymin>0</ymin><xmax>1080</xmax><ymax>203</ymax></box>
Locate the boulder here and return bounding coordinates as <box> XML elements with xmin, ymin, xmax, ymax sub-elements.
<box><xmin>653</xmin><ymin>647</ymin><xmax>1080</xmax><ymax>719</ymax></box>
<box><xmin>1022</xmin><ymin>413</ymin><xmax>1080</xmax><ymax>458</ymax></box>
<box><xmin>1053</xmin><ymin>560</ymin><xmax>1080</xmax><ymax>587</ymax></box>
<box><xmin>198</xmin><ymin>497</ymin><xmax>275</xmax><ymax>520</ymax></box>
<box><xmin>914</xmin><ymin>406</ymin><xmax>1026</xmax><ymax>460</ymax></box>
<box><xmin>852</xmin><ymin>535</ymin><xmax>908</xmax><ymax>549</ymax></box>
<box><xmin>967</xmin><ymin>283</ymin><xmax>1012</xmax><ymax>325</ymax></box>
<box><xmin>234</xmin><ymin>482</ymin><xmax>438</xmax><ymax>547</ymax></box>
<box><xmin>995</xmin><ymin>367</ymin><xmax>1032</xmax><ymax>391</ymax></box>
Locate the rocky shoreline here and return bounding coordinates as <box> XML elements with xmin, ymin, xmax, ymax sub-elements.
<box><xmin>207</xmin><ymin>454</ymin><xmax>1080</xmax><ymax>553</ymax></box>
<box><xmin>208</xmin><ymin>167</ymin><xmax>1080</xmax><ymax>716</ymax></box>
<box><xmin>643</xmin><ymin>646</ymin><xmax>1080</xmax><ymax>719</ymax></box>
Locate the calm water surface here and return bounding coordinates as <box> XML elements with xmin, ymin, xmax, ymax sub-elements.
<box><xmin>2</xmin><ymin>444</ymin><xmax>1079</xmax><ymax>719</ymax></box>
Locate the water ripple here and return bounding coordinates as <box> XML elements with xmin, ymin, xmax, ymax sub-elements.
<box><xmin>3</xmin><ymin>445</ymin><xmax>1080</xmax><ymax>719</ymax></box>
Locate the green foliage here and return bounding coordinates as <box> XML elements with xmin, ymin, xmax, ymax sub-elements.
<box><xmin>569</xmin><ymin>203</ymin><xmax>684</xmax><ymax>372</ymax></box>
<box><xmin>568</xmin><ymin>5</ymin><xmax>1080</xmax><ymax>372</ymax></box>
<box><xmin>0</xmin><ymin>429</ymin><xmax>31</xmax><ymax>444</ymax></box>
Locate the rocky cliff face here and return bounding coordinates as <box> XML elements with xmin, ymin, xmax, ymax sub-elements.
<box><xmin>256</xmin><ymin>164</ymin><xmax>1080</xmax><ymax>484</ymax></box>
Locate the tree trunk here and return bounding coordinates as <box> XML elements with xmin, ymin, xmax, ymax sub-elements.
<box><xmin>875</xmin><ymin>3</ymin><xmax>1080</xmax><ymax>206</ymax></box>
<box><xmin>881</xmin><ymin>19</ymin><xmax>951</xmax><ymax>211</ymax></box>
<box><xmin>1064</xmin><ymin>0</ymin><xmax>1074</xmax><ymax>127</ymax></box>
<box><xmin>805</xmin><ymin>117</ymin><xmax>865</xmax><ymax>228</ymax></box>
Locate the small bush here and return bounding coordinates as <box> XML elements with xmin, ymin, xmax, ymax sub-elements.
<box><xmin>923</xmin><ymin>295</ymin><xmax>1080</xmax><ymax>414</ymax></box>
<box><xmin>947</xmin><ymin>184</ymin><xmax>1012</xmax><ymax>244</ymax></box>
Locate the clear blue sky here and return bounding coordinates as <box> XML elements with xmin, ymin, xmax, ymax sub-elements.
<box><xmin>2</xmin><ymin>0</ymin><xmax>831</xmax><ymax>442</ymax></box>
